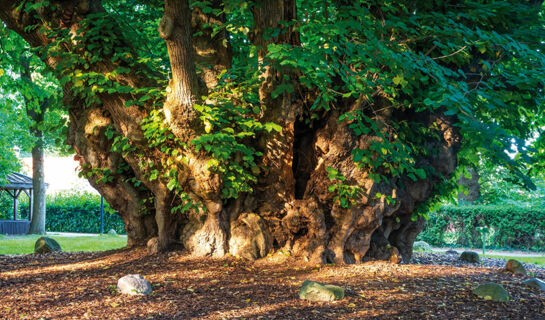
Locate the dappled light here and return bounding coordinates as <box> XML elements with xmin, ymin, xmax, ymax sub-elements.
<box><xmin>1</xmin><ymin>0</ymin><xmax>545</xmax><ymax>318</ymax></box>
<box><xmin>1</xmin><ymin>249</ymin><xmax>544</xmax><ymax>319</ymax></box>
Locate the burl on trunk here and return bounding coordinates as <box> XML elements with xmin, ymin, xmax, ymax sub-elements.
<box><xmin>0</xmin><ymin>0</ymin><xmax>460</xmax><ymax>263</ymax></box>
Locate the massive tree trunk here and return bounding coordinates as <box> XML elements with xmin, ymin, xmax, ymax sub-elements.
<box><xmin>0</xmin><ymin>0</ymin><xmax>464</xmax><ymax>263</ymax></box>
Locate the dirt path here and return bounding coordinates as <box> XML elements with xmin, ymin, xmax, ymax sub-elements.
<box><xmin>0</xmin><ymin>249</ymin><xmax>543</xmax><ymax>320</ymax></box>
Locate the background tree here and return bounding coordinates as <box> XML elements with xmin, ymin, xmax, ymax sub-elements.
<box><xmin>0</xmin><ymin>93</ymin><xmax>23</xmax><ymax>180</ymax></box>
<box><xmin>0</xmin><ymin>24</ymin><xmax>66</xmax><ymax>233</ymax></box>
<box><xmin>0</xmin><ymin>0</ymin><xmax>544</xmax><ymax>263</ymax></box>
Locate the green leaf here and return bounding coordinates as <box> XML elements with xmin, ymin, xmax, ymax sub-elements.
<box><xmin>264</xmin><ymin>122</ymin><xmax>282</xmax><ymax>133</ymax></box>
<box><xmin>415</xmin><ymin>168</ymin><xmax>426</xmax><ymax>179</ymax></box>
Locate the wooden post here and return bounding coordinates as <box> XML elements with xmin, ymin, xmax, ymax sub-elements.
<box><xmin>13</xmin><ymin>190</ymin><xmax>18</xmax><ymax>220</ymax></box>
<box><xmin>100</xmin><ymin>196</ymin><xmax>104</xmax><ymax>234</ymax></box>
<box><xmin>28</xmin><ymin>189</ymin><xmax>33</xmax><ymax>221</ymax></box>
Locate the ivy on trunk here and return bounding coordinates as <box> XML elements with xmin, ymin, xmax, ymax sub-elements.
<box><xmin>1</xmin><ymin>0</ymin><xmax>544</xmax><ymax>263</ymax></box>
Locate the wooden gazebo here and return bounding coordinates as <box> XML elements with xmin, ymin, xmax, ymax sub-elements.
<box><xmin>0</xmin><ymin>172</ymin><xmax>34</xmax><ymax>234</ymax></box>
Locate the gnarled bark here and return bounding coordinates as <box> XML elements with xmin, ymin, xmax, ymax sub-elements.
<box><xmin>0</xmin><ymin>0</ymin><xmax>461</xmax><ymax>264</ymax></box>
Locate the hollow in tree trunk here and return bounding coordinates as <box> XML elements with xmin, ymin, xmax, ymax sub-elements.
<box><xmin>6</xmin><ymin>0</ymin><xmax>535</xmax><ymax>264</ymax></box>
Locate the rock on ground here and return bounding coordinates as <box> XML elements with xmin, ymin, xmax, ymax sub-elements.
<box><xmin>523</xmin><ymin>278</ymin><xmax>545</xmax><ymax>291</ymax></box>
<box><xmin>505</xmin><ymin>259</ymin><xmax>527</xmax><ymax>276</ymax></box>
<box><xmin>117</xmin><ymin>274</ymin><xmax>152</xmax><ymax>295</ymax></box>
<box><xmin>298</xmin><ymin>280</ymin><xmax>345</xmax><ymax>302</ymax></box>
<box><xmin>472</xmin><ymin>282</ymin><xmax>509</xmax><ymax>302</ymax></box>
<box><xmin>412</xmin><ymin>252</ymin><xmax>545</xmax><ymax>271</ymax></box>
<box><xmin>459</xmin><ymin>251</ymin><xmax>480</xmax><ymax>263</ymax></box>
<box><xmin>445</xmin><ymin>249</ymin><xmax>458</xmax><ymax>255</ymax></box>
<box><xmin>413</xmin><ymin>241</ymin><xmax>432</xmax><ymax>252</ymax></box>
<box><xmin>34</xmin><ymin>237</ymin><xmax>62</xmax><ymax>254</ymax></box>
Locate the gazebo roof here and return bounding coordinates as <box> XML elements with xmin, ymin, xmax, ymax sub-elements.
<box><xmin>0</xmin><ymin>172</ymin><xmax>33</xmax><ymax>190</ymax></box>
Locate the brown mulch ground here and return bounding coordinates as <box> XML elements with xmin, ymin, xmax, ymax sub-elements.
<box><xmin>1</xmin><ymin>249</ymin><xmax>544</xmax><ymax>320</ymax></box>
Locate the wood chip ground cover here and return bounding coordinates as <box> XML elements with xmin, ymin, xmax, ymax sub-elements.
<box><xmin>0</xmin><ymin>249</ymin><xmax>543</xmax><ymax>319</ymax></box>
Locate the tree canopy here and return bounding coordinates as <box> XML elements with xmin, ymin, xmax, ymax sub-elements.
<box><xmin>0</xmin><ymin>0</ymin><xmax>544</xmax><ymax>263</ymax></box>
<box><xmin>0</xmin><ymin>23</ymin><xmax>67</xmax><ymax>173</ymax></box>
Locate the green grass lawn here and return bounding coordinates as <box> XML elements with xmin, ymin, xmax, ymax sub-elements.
<box><xmin>483</xmin><ymin>254</ymin><xmax>545</xmax><ymax>266</ymax></box>
<box><xmin>0</xmin><ymin>234</ymin><xmax>127</xmax><ymax>254</ymax></box>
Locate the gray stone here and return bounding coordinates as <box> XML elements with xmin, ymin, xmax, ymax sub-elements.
<box><xmin>107</xmin><ymin>229</ymin><xmax>117</xmax><ymax>236</ymax></box>
<box><xmin>445</xmin><ymin>249</ymin><xmax>458</xmax><ymax>255</ymax></box>
<box><xmin>505</xmin><ymin>259</ymin><xmax>526</xmax><ymax>276</ymax></box>
<box><xmin>298</xmin><ymin>280</ymin><xmax>345</xmax><ymax>301</ymax></box>
<box><xmin>459</xmin><ymin>251</ymin><xmax>479</xmax><ymax>263</ymax></box>
<box><xmin>34</xmin><ymin>237</ymin><xmax>62</xmax><ymax>254</ymax></box>
<box><xmin>523</xmin><ymin>278</ymin><xmax>545</xmax><ymax>291</ymax></box>
<box><xmin>117</xmin><ymin>274</ymin><xmax>152</xmax><ymax>295</ymax></box>
<box><xmin>413</xmin><ymin>241</ymin><xmax>432</xmax><ymax>252</ymax></box>
<box><xmin>472</xmin><ymin>282</ymin><xmax>509</xmax><ymax>302</ymax></box>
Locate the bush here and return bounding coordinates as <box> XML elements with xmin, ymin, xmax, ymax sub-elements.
<box><xmin>419</xmin><ymin>205</ymin><xmax>545</xmax><ymax>251</ymax></box>
<box><xmin>0</xmin><ymin>191</ymin><xmax>30</xmax><ymax>220</ymax></box>
<box><xmin>44</xmin><ymin>192</ymin><xmax>125</xmax><ymax>234</ymax></box>
<box><xmin>1</xmin><ymin>191</ymin><xmax>125</xmax><ymax>234</ymax></box>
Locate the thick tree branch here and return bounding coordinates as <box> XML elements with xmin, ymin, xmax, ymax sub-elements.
<box><xmin>161</xmin><ymin>0</ymin><xmax>201</xmax><ymax>139</ymax></box>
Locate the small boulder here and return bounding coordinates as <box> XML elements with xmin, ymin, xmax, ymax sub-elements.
<box><xmin>107</xmin><ymin>229</ymin><xmax>117</xmax><ymax>236</ymax></box>
<box><xmin>504</xmin><ymin>259</ymin><xmax>527</xmax><ymax>276</ymax></box>
<box><xmin>298</xmin><ymin>280</ymin><xmax>345</xmax><ymax>302</ymax></box>
<box><xmin>445</xmin><ymin>249</ymin><xmax>458</xmax><ymax>255</ymax></box>
<box><xmin>34</xmin><ymin>237</ymin><xmax>62</xmax><ymax>254</ymax></box>
<box><xmin>523</xmin><ymin>278</ymin><xmax>545</xmax><ymax>291</ymax></box>
<box><xmin>413</xmin><ymin>241</ymin><xmax>432</xmax><ymax>252</ymax></box>
<box><xmin>459</xmin><ymin>251</ymin><xmax>480</xmax><ymax>263</ymax></box>
<box><xmin>117</xmin><ymin>274</ymin><xmax>152</xmax><ymax>295</ymax></box>
<box><xmin>472</xmin><ymin>282</ymin><xmax>509</xmax><ymax>302</ymax></box>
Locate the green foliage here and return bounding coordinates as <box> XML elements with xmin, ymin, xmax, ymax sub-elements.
<box><xmin>477</xmin><ymin>162</ymin><xmax>545</xmax><ymax>206</ymax></box>
<box><xmin>192</xmin><ymin>74</ymin><xmax>279</xmax><ymax>199</ymax></box>
<box><xmin>0</xmin><ymin>192</ymin><xmax>27</xmax><ymax>220</ymax></box>
<box><xmin>3</xmin><ymin>0</ymin><xmax>545</xmax><ymax>223</ymax></box>
<box><xmin>0</xmin><ymin>24</ymin><xmax>68</xmax><ymax>156</ymax></box>
<box><xmin>43</xmin><ymin>192</ymin><xmax>125</xmax><ymax>234</ymax></box>
<box><xmin>326</xmin><ymin>167</ymin><xmax>362</xmax><ymax>209</ymax></box>
<box><xmin>139</xmin><ymin>110</ymin><xmax>202</xmax><ymax>214</ymax></box>
<box><xmin>419</xmin><ymin>205</ymin><xmax>545</xmax><ymax>250</ymax></box>
<box><xmin>0</xmin><ymin>191</ymin><xmax>124</xmax><ymax>234</ymax></box>
<box><xmin>339</xmin><ymin>111</ymin><xmax>433</xmax><ymax>183</ymax></box>
<box><xmin>268</xmin><ymin>0</ymin><xmax>545</xmax><ymax>211</ymax></box>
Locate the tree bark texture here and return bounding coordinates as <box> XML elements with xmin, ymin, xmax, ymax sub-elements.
<box><xmin>27</xmin><ymin>141</ymin><xmax>46</xmax><ymax>234</ymax></box>
<box><xmin>0</xmin><ymin>0</ymin><xmax>461</xmax><ymax>263</ymax></box>
<box><xmin>19</xmin><ymin>55</ymin><xmax>47</xmax><ymax>234</ymax></box>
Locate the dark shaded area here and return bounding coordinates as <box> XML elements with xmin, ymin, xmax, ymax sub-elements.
<box><xmin>292</xmin><ymin>119</ymin><xmax>317</xmax><ymax>200</ymax></box>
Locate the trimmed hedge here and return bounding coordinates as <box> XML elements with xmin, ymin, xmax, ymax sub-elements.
<box><xmin>0</xmin><ymin>191</ymin><xmax>125</xmax><ymax>234</ymax></box>
<box><xmin>419</xmin><ymin>205</ymin><xmax>545</xmax><ymax>250</ymax></box>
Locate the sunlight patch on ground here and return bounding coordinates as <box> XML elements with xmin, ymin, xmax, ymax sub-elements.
<box><xmin>0</xmin><ymin>234</ymin><xmax>126</xmax><ymax>255</ymax></box>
